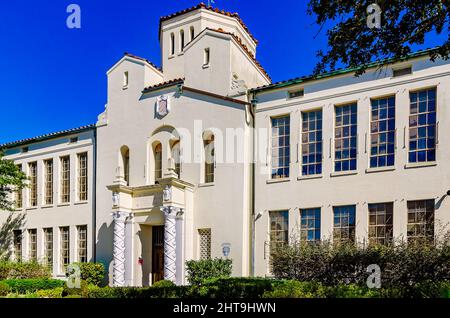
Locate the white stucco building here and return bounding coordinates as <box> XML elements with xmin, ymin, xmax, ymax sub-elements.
<box><xmin>1</xmin><ymin>4</ymin><xmax>450</xmax><ymax>286</ymax></box>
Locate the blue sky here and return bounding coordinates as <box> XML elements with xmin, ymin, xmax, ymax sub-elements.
<box><xmin>0</xmin><ymin>0</ymin><xmax>444</xmax><ymax>144</ymax></box>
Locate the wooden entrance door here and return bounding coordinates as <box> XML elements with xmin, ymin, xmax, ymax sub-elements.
<box><xmin>152</xmin><ymin>226</ymin><xmax>164</xmax><ymax>283</ymax></box>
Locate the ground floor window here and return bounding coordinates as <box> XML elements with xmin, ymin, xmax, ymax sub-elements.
<box><xmin>77</xmin><ymin>225</ymin><xmax>87</xmax><ymax>263</ymax></box>
<box><xmin>368</xmin><ymin>203</ymin><xmax>393</xmax><ymax>245</ymax></box>
<box><xmin>60</xmin><ymin>227</ymin><xmax>70</xmax><ymax>272</ymax></box>
<box><xmin>269</xmin><ymin>211</ymin><xmax>289</xmax><ymax>251</ymax></box>
<box><xmin>28</xmin><ymin>229</ymin><xmax>37</xmax><ymax>261</ymax></box>
<box><xmin>13</xmin><ymin>230</ymin><xmax>22</xmax><ymax>262</ymax></box>
<box><xmin>43</xmin><ymin>228</ymin><xmax>53</xmax><ymax>269</ymax></box>
<box><xmin>198</xmin><ymin>229</ymin><xmax>211</xmax><ymax>260</ymax></box>
<box><xmin>407</xmin><ymin>200</ymin><xmax>434</xmax><ymax>243</ymax></box>
<box><xmin>300</xmin><ymin>208</ymin><xmax>321</xmax><ymax>242</ymax></box>
<box><xmin>333</xmin><ymin>206</ymin><xmax>356</xmax><ymax>244</ymax></box>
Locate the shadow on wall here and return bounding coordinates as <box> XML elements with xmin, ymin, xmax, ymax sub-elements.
<box><xmin>0</xmin><ymin>213</ymin><xmax>25</xmax><ymax>260</ymax></box>
<box><xmin>96</xmin><ymin>221</ymin><xmax>114</xmax><ymax>286</ymax></box>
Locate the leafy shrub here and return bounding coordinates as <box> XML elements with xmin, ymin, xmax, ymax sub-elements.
<box><xmin>271</xmin><ymin>239</ymin><xmax>450</xmax><ymax>289</ymax></box>
<box><xmin>62</xmin><ymin>280</ymin><xmax>89</xmax><ymax>297</ymax></box>
<box><xmin>64</xmin><ymin>294</ymin><xmax>82</xmax><ymax>298</ymax></box>
<box><xmin>151</xmin><ymin>280</ymin><xmax>175</xmax><ymax>288</ymax></box>
<box><xmin>36</xmin><ymin>287</ymin><xmax>63</xmax><ymax>298</ymax></box>
<box><xmin>87</xmin><ymin>286</ymin><xmax>192</xmax><ymax>298</ymax></box>
<box><xmin>72</xmin><ymin>262</ymin><xmax>105</xmax><ymax>286</ymax></box>
<box><xmin>0</xmin><ymin>261</ymin><xmax>50</xmax><ymax>280</ymax></box>
<box><xmin>263</xmin><ymin>280</ymin><xmax>327</xmax><ymax>298</ymax></box>
<box><xmin>0</xmin><ymin>281</ymin><xmax>10</xmax><ymax>296</ymax></box>
<box><xmin>3</xmin><ymin>278</ymin><xmax>65</xmax><ymax>293</ymax></box>
<box><xmin>195</xmin><ymin>277</ymin><xmax>274</xmax><ymax>298</ymax></box>
<box><xmin>185</xmin><ymin>258</ymin><xmax>232</xmax><ymax>285</ymax></box>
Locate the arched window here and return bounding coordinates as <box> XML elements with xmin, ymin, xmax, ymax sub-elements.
<box><xmin>190</xmin><ymin>26</ymin><xmax>195</xmax><ymax>41</ymax></box>
<box><xmin>204</xmin><ymin>135</ymin><xmax>215</xmax><ymax>183</ymax></box>
<box><xmin>171</xmin><ymin>140</ymin><xmax>181</xmax><ymax>178</ymax></box>
<box><xmin>120</xmin><ymin>146</ymin><xmax>130</xmax><ymax>185</ymax></box>
<box><xmin>180</xmin><ymin>30</ymin><xmax>185</xmax><ymax>51</ymax></box>
<box><xmin>154</xmin><ymin>143</ymin><xmax>162</xmax><ymax>180</ymax></box>
<box><xmin>170</xmin><ymin>33</ymin><xmax>175</xmax><ymax>55</ymax></box>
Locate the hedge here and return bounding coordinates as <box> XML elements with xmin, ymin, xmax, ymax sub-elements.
<box><xmin>2</xmin><ymin>278</ymin><xmax>65</xmax><ymax>294</ymax></box>
<box><xmin>72</xmin><ymin>262</ymin><xmax>105</xmax><ymax>286</ymax></box>
<box><xmin>185</xmin><ymin>258</ymin><xmax>232</xmax><ymax>285</ymax></box>
<box><xmin>0</xmin><ymin>261</ymin><xmax>50</xmax><ymax>280</ymax></box>
<box><xmin>270</xmin><ymin>240</ymin><xmax>450</xmax><ymax>289</ymax></box>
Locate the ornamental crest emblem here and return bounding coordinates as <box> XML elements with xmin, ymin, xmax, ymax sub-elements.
<box><xmin>156</xmin><ymin>95</ymin><xmax>170</xmax><ymax>117</ymax></box>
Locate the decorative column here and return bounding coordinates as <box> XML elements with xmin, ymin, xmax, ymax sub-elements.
<box><xmin>112</xmin><ymin>211</ymin><xmax>129</xmax><ymax>287</ymax></box>
<box><xmin>160</xmin><ymin>205</ymin><xmax>185</xmax><ymax>283</ymax></box>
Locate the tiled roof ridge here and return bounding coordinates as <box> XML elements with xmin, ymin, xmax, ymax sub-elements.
<box><xmin>1</xmin><ymin>124</ymin><xmax>96</xmax><ymax>148</ymax></box>
<box><xmin>124</xmin><ymin>52</ymin><xmax>162</xmax><ymax>72</ymax></box>
<box><xmin>142</xmin><ymin>78</ymin><xmax>184</xmax><ymax>93</ymax></box>
<box><xmin>159</xmin><ymin>3</ymin><xmax>258</xmax><ymax>45</ymax></box>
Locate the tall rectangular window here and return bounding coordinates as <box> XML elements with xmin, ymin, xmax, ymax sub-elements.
<box><xmin>44</xmin><ymin>159</ymin><xmax>53</xmax><ymax>205</ymax></box>
<box><xmin>368</xmin><ymin>203</ymin><xmax>393</xmax><ymax>245</ymax></box>
<box><xmin>77</xmin><ymin>225</ymin><xmax>87</xmax><ymax>263</ymax></box>
<box><xmin>333</xmin><ymin>206</ymin><xmax>356</xmax><ymax>244</ymax></box>
<box><xmin>60</xmin><ymin>227</ymin><xmax>70</xmax><ymax>272</ymax></box>
<box><xmin>77</xmin><ymin>153</ymin><xmax>88</xmax><ymax>201</ymax></box>
<box><xmin>43</xmin><ymin>228</ymin><xmax>53</xmax><ymax>270</ymax></box>
<box><xmin>300</xmin><ymin>208</ymin><xmax>321</xmax><ymax>242</ymax></box>
<box><xmin>28</xmin><ymin>229</ymin><xmax>37</xmax><ymax>262</ymax></box>
<box><xmin>204</xmin><ymin>136</ymin><xmax>215</xmax><ymax>183</ymax></box>
<box><xmin>407</xmin><ymin>200</ymin><xmax>434</xmax><ymax>243</ymax></box>
<box><xmin>198</xmin><ymin>229</ymin><xmax>211</xmax><ymax>260</ymax></box>
<box><xmin>335</xmin><ymin>104</ymin><xmax>357</xmax><ymax>172</ymax></box>
<box><xmin>15</xmin><ymin>164</ymin><xmax>23</xmax><ymax>209</ymax></box>
<box><xmin>269</xmin><ymin>211</ymin><xmax>289</xmax><ymax>251</ymax></box>
<box><xmin>409</xmin><ymin>88</ymin><xmax>437</xmax><ymax>163</ymax></box>
<box><xmin>28</xmin><ymin>162</ymin><xmax>37</xmax><ymax>207</ymax></box>
<box><xmin>271</xmin><ymin>116</ymin><xmax>290</xmax><ymax>179</ymax></box>
<box><xmin>370</xmin><ymin>96</ymin><xmax>396</xmax><ymax>168</ymax></box>
<box><xmin>13</xmin><ymin>230</ymin><xmax>22</xmax><ymax>262</ymax></box>
<box><xmin>60</xmin><ymin>156</ymin><xmax>70</xmax><ymax>203</ymax></box>
<box><xmin>301</xmin><ymin>110</ymin><xmax>323</xmax><ymax>176</ymax></box>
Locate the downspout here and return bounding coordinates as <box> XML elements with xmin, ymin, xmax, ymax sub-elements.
<box><xmin>249</xmin><ymin>92</ymin><xmax>257</xmax><ymax>277</ymax></box>
<box><xmin>92</xmin><ymin>127</ymin><xmax>97</xmax><ymax>262</ymax></box>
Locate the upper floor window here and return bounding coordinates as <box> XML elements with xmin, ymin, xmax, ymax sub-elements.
<box><xmin>204</xmin><ymin>48</ymin><xmax>210</xmax><ymax>65</ymax></box>
<box><xmin>180</xmin><ymin>30</ymin><xmax>185</xmax><ymax>51</ymax></box>
<box><xmin>368</xmin><ymin>202</ymin><xmax>393</xmax><ymax>245</ymax></box>
<box><xmin>121</xmin><ymin>146</ymin><xmax>130</xmax><ymax>186</ymax></box>
<box><xmin>269</xmin><ymin>211</ymin><xmax>289</xmax><ymax>252</ymax></box>
<box><xmin>288</xmin><ymin>89</ymin><xmax>304</xmax><ymax>99</ymax></box>
<box><xmin>333</xmin><ymin>205</ymin><xmax>356</xmax><ymax>244</ymax></box>
<box><xmin>370</xmin><ymin>96</ymin><xmax>395</xmax><ymax>168</ymax></box>
<box><xmin>271</xmin><ymin>116</ymin><xmax>290</xmax><ymax>179</ymax></box>
<box><xmin>170</xmin><ymin>33</ymin><xmax>175</xmax><ymax>55</ymax></box>
<box><xmin>335</xmin><ymin>104</ymin><xmax>357</xmax><ymax>172</ymax></box>
<box><xmin>123</xmin><ymin>71</ymin><xmax>129</xmax><ymax>87</ymax></box>
<box><xmin>154</xmin><ymin>143</ymin><xmax>162</xmax><ymax>180</ymax></box>
<box><xmin>204</xmin><ymin>135</ymin><xmax>215</xmax><ymax>183</ymax></box>
<box><xmin>301</xmin><ymin>110</ymin><xmax>322</xmax><ymax>176</ymax></box>
<box><xmin>171</xmin><ymin>140</ymin><xmax>181</xmax><ymax>178</ymax></box>
<box><xmin>393</xmin><ymin>66</ymin><xmax>412</xmax><ymax>77</ymax></box>
<box><xmin>408</xmin><ymin>88</ymin><xmax>437</xmax><ymax>163</ymax></box>
<box><xmin>28</xmin><ymin>162</ymin><xmax>37</xmax><ymax>207</ymax></box>
<box><xmin>77</xmin><ymin>153</ymin><xmax>88</xmax><ymax>201</ymax></box>
<box><xmin>44</xmin><ymin>159</ymin><xmax>54</xmax><ymax>205</ymax></box>
<box><xmin>190</xmin><ymin>26</ymin><xmax>195</xmax><ymax>41</ymax></box>
<box><xmin>407</xmin><ymin>200</ymin><xmax>434</xmax><ymax>243</ymax></box>
<box><xmin>300</xmin><ymin>208</ymin><xmax>321</xmax><ymax>242</ymax></box>
<box><xmin>60</xmin><ymin>156</ymin><xmax>70</xmax><ymax>203</ymax></box>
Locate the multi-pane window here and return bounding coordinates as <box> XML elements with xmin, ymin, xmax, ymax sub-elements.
<box><xmin>204</xmin><ymin>136</ymin><xmax>215</xmax><ymax>183</ymax></box>
<box><xmin>77</xmin><ymin>225</ymin><xmax>87</xmax><ymax>263</ymax></box>
<box><xmin>300</xmin><ymin>208</ymin><xmax>321</xmax><ymax>242</ymax></box>
<box><xmin>335</xmin><ymin>104</ymin><xmax>357</xmax><ymax>172</ymax></box>
<box><xmin>301</xmin><ymin>111</ymin><xmax>323</xmax><ymax>176</ymax></box>
<box><xmin>43</xmin><ymin>228</ymin><xmax>53</xmax><ymax>269</ymax></box>
<box><xmin>77</xmin><ymin>153</ymin><xmax>88</xmax><ymax>201</ymax></box>
<box><xmin>15</xmin><ymin>164</ymin><xmax>23</xmax><ymax>209</ymax></box>
<box><xmin>28</xmin><ymin>162</ymin><xmax>37</xmax><ymax>207</ymax></box>
<box><xmin>370</xmin><ymin>97</ymin><xmax>396</xmax><ymax>168</ymax></box>
<box><xmin>154</xmin><ymin>144</ymin><xmax>162</xmax><ymax>180</ymax></box>
<box><xmin>409</xmin><ymin>88</ymin><xmax>437</xmax><ymax>163</ymax></box>
<box><xmin>13</xmin><ymin>230</ymin><xmax>22</xmax><ymax>262</ymax></box>
<box><xmin>368</xmin><ymin>203</ymin><xmax>393</xmax><ymax>245</ymax></box>
<box><xmin>333</xmin><ymin>206</ymin><xmax>356</xmax><ymax>244</ymax></box>
<box><xmin>269</xmin><ymin>211</ymin><xmax>289</xmax><ymax>251</ymax></box>
<box><xmin>28</xmin><ymin>229</ymin><xmax>37</xmax><ymax>262</ymax></box>
<box><xmin>198</xmin><ymin>229</ymin><xmax>211</xmax><ymax>260</ymax></box>
<box><xmin>44</xmin><ymin>159</ymin><xmax>53</xmax><ymax>205</ymax></box>
<box><xmin>60</xmin><ymin>227</ymin><xmax>70</xmax><ymax>272</ymax></box>
<box><xmin>271</xmin><ymin>116</ymin><xmax>290</xmax><ymax>179</ymax></box>
<box><xmin>60</xmin><ymin>156</ymin><xmax>70</xmax><ymax>203</ymax></box>
<box><xmin>407</xmin><ymin>200</ymin><xmax>435</xmax><ymax>243</ymax></box>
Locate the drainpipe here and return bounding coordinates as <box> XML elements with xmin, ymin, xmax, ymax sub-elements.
<box><xmin>249</xmin><ymin>93</ymin><xmax>257</xmax><ymax>277</ymax></box>
<box><xmin>92</xmin><ymin>127</ymin><xmax>97</xmax><ymax>262</ymax></box>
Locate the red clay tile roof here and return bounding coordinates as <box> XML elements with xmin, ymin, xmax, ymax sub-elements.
<box><xmin>159</xmin><ymin>3</ymin><xmax>258</xmax><ymax>45</ymax></box>
<box><xmin>205</xmin><ymin>28</ymin><xmax>271</xmax><ymax>82</ymax></box>
<box><xmin>124</xmin><ymin>52</ymin><xmax>162</xmax><ymax>72</ymax></box>
<box><xmin>142</xmin><ymin>78</ymin><xmax>184</xmax><ymax>93</ymax></box>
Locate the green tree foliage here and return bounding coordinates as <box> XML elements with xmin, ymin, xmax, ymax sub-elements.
<box><xmin>0</xmin><ymin>152</ymin><xmax>27</xmax><ymax>211</ymax></box>
<box><xmin>307</xmin><ymin>0</ymin><xmax>449</xmax><ymax>75</ymax></box>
